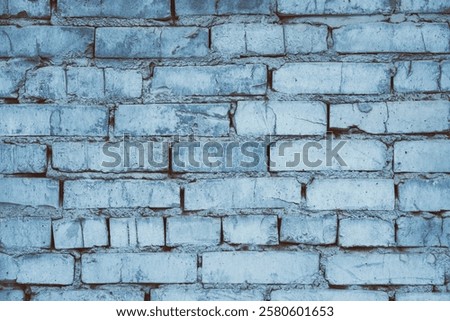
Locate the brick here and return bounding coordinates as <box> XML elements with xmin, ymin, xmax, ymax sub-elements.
<box><xmin>270</xmin><ymin>140</ymin><xmax>387</xmax><ymax>171</ymax></box>
<box><xmin>0</xmin><ymin>178</ymin><xmax>59</xmax><ymax>208</ymax></box>
<box><xmin>277</xmin><ymin>0</ymin><xmax>391</xmax><ymax>15</ymax></box>
<box><xmin>330</xmin><ymin>101</ymin><xmax>450</xmax><ymax>134</ymax></box>
<box><xmin>234</xmin><ymin>101</ymin><xmax>327</xmax><ymax>136</ymax></box>
<box><xmin>396</xmin><ymin>216</ymin><xmax>446</xmax><ymax>247</ymax></box>
<box><xmin>151</xmin><ymin>286</ymin><xmax>264</xmax><ymax>301</ymax></box>
<box><xmin>32</xmin><ymin>289</ymin><xmax>144</xmax><ymax>301</ymax></box>
<box><xmin>307</xmin><ymin>179</ymin><xmax>395</xmax><ymax>210</ymax></box>
<box><xmin>109</xmin><ymin>217</ymin><xmax>164</xmax><ymax>247</ymax></box>
<box><xmin>17</xmin><ymin>254</ymin><xmax>74</xmax><ymax>285</ymax></box>
<box><xmin>81</xmin><ymin>253</ymin><xmax>196</xmax><ymax>284</ymax></box>
<box><xmin>172</xmin><ymin>141</ymin><xmax>266</xmax><ymax>173</ymax></box>
<box><xmin>58</xmin><ymin>0</ymin><xmax>170</xmax><ymax>18</ymax></box>
<box><xmin>185</xmin><ymin>178</ymin><xmax>300</xmax><ymax>210</ymax></box>
<box><xmin>394</xmin><ymin>61</ymin><xmax>440</xmax><ymax>92</ymax></box>
<box><xmin>0</xmin><ymin>253</ymin><xmax>18</xmax><ymax>281</ymax></box>
<box><xmin>273</xmin><ymin>63</ymin><xmax>390</xmax><ymax>94</ymax></box>
<box><xmin>105</xmin><ymin>69</ymin><xmax>142</xmax><ymax>99</ymax></box>
<box><xmin>399</xmin><ymin>0</ymin><xmax>450</xmax><ymax>13</ymax></box>
<box><xmin>115</xmin><ymin>104</ymin><xmax>230</xmax><ymax>137</ymax></box>
<box><xmin>326</xmin><ymin>253</ymin><xmax>444</xmax><ymax>285</ymax></box>
<box><xmin>0</xmin><ymin>144</ymin><xmax>47</xmax><ymax>174</ymax></box>
<box><xmin>399</xmin><ymin>179</ymin><xmax>450</xmax><ymax>212</ymax></box>
<box><xmin>280</xmin><ymin>214</ymin><xmax>337</xmax><ymax>245</ymax></box>
<box><xmin>217</xmin><ymin>0</ymin><xmax>271</xmax><ymax>14</ymax></box>
<box><xmin>271</xmin><ymin>289</ymin><xmax>388</xmax><ymax>301</ymax></box>
<box><xmin>175</xmin><ymin>0</ymin><xmax>216</xmax><ymax>15</ymax></box>
<box><xmin>395</xmin><ymin>140</ymin><xmax>450</xmax><ymax>173</ymax></box>
<box><xmin>284</xmin><ymin>24</ymin><xmax>328</xmax><ymax>54</ymax></box>
<box><xmin>25</xmin><ymin>67</ymin><xmax>66</xmax><ymax>100</ymax></box>
<box><xmin>202</xmin><ymin>252</ymin><xmax>319</xmax><ymax>284</ymax></box>
<box><xmin>53</xmin><ymin>218</ymin><xmax>108</xmax><ymax>249</ymax></box>
<box><xmin>212</xmin><ymin>24</ymin><xmax>284</xmax><ymax>56</ymax></box>
<box><xmin>166</xmin><ymin>216</ymin><xmax>221</xmax><ymax>246</ymax></box>
<box><xmin>1</xmin><ymin>0</ymin><xmax>50</xmax><ymax>18</ymax></box>
<box><xmin>0</xmin><ymin>105</ymin><xmax>109</xmax><ymax>137</ymax></box>
<box><xmin>396</xmin><ymin>292</ymin><xmax>450</xmax><ymax>301</ymax></box>
<box><xmin>53</xmin><ymin>141</ymin><xmax>168</xmax><ymax>173</ymax></box>
<box><xmin>0</xmin><ymin>218</ymin><xmax>51</xmax><ymax>248</ymax></box>
<box><xmin>0</xmin><ymin>289</ymin><xmax>24</xmax><ymax>301</ymax></box>
<box><xmin>335</xmin><ymin>23</ymin><xmax>450</xmax><ymax>53</ymax></box>
<box><xmin>339</xmin><ymin>218</ymin><xmax>394</xmax><ymax>247</ymax></box>
<box><xmin>96</xmin><ymin>27</ymin><xmax>208</xmax><ymax>58</ymax></box>
<box><xmin>151</xmin><ymin>64</ymin><xmax>267</xmax><ymax>96</ymax></box>
<box><xmin>0</xmin><ymin>60</ymin><xmax>34</xmax><ymax>98</ymax></box>
<box><xmin>441</xmin><ymin>61</ymin><xmax>450</xmax><ymax>90</ymax></box>
<box><xmin>67</xmin><ymin>67</ymin><xmax>104</xmax><ymax>99</ymax></box>
<box><xmin>0</xmin><ymin>26</ymin><xmax>93</xmax><ymax>58</ymax></box>
<box><xmin>64</xmin><ymin>180</ymin><xmax>179</xmax><ymax>209</ymax></box>
<box><xmin>223</xmin><ymin>215</ymin><xmax>278</xmax><ymax>245</ymax></box>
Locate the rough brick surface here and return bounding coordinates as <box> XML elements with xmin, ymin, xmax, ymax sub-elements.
<box><xmin>394</xmin><ymin>140</ymin><xmax>450</xmax><ymax>173</ymax></box>
<box><xmin>0</xmin><ymin>178</ymin><xmax>59</xmax><ymax>208</ymax></box>
<box><xmin>0</xmin><ymin>60</ymin><xmax>34</xmax><ymax>98</ymax></box>
<box><xmin>0</xmin><ymin>254</ymin><xmax>18</xmax><ymax>281</ymax></box>
<box><xmin>223</xmin><ymin>215</ymin><xmax>278</xmax><ymax>245</ymax></box>
<box><xmin>280</xmin><ymin>214</ymin><xmax>337</xmax><ymax>245</ymax></box>
<box><xmin>0</xmin><ymin>144</ymin><xmax>47</xmax><ymax>174</ymax></box>
<box><xmin>0</xmin><ymin>218</ymin><xmax>51</xmax><ymax>248</ymax></box>
<box><xmin>32</xmin><ymin>289</ymin><xmax>144</xmax><ymax>301</ymax></box>
<box><xmin>17</xmin><ymin>254</ymin><xmax>74</xmax><ymax>285</ymax></box>
<box><xmin>202</xmin><ymin>252</ymin><xmax>319</xmax><ymax>284</ymax></box>
<box><xmin>398</xmin><ymin>179</ymin><xmax>450</xmax><ymax>212</ymax></box>
<box><xmin>277</xmin><ymin>0</ymin><xmax>391</xmax><ymax>15</ymax></box>
<box><xmin>109</xmin><ymin>217</ymin><xmax>164</xmax><ymax>247</ymax></box>
<box><xmin>339</xmin><ymin>218</ymin><xmax>395</xmax><ymax>247</ymax></box>
<box><xmin>166</xmin><ymin>216</ymin><xmax>221</xmax><ymax>246</ymax></box>
<box><xmin>396</xmin><ymin>216</ymin><xmax>448</xmax><ymax>247</ymax></box>
<box><xmin>1</xmin><ymin>0</ymin><xmax>50</xmax><ymax>18</ymax></box>
<box><xmin>271</xmin><ymin>289</ymin><xmax>389</xmax><ymax>301</ymax></box>
<box><xmin>152</xmin><ymin>286</ymin><xmax>265</xmax><ymax>301</ymax></box>
<box><xmin>394</xmin><ymin>61</ymin><xmax>440</xmax><ymax>92</ymax></box>
<box><xmin>53</xmin><ymin>218</ymin><xmax>109</xmax><ymax>249</ymax></box>
<box><xmin>399</xmin><ymin>0</ymin><xmax>450</xmax><ymax>13</ymax></box>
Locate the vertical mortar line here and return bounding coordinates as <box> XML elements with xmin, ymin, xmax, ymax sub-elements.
<box><xmin>59</xmin><ymin>180</ymin><xmax>64</xmax><ymax>208</ymax></box>
<box><xmin>170</xmin><ymin>0</ymin><xmax>176</xmax><ymax>22</ymax></box>
<box><xmin>208</xmin><ymin>28</ymin><xmax>212</xmax><ymax>49</ymax></box>
<box><xmin>326</xmin><ymin>102</ymin><xmax>331</xmax><ymax>132</ymax></box>
<box><xmin>163</xmin><ymin>216</ymin><xmax>167</xmax><ymax>247</ymax></box>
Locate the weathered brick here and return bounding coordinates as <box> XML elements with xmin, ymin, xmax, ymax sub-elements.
<box><xmin>307</xmin><ymin>179</ymin><xmax>395</xmax><ymax>210</ymax></box>
<box><xmin>284</xmin><ymin>24</ymin><xmax>328</xmax><ymax>54</ymax></box>
<box><xmin>0</xmin><ymin>60</ymin><xmax>34</xmax><ymax>98</ymax></box>
<box><xmin>0</xmin><ymin>178</ymin><xmax>59</xmax><ymax>208</ymax></box>
<box><xmin>96</xmin><ymin>27</ymin><xmax>208</xmax><ymax>58</ymax></box>
<box><xmin>0</xmin><ymin>144</ymin><xmax>47</xmax><ymax>174</ymax></box>
<box><xmin>212</xmin><ymin>24</ymin><xmax>284</xmax><ymax>56</ymax></box>
<box><xmin>175</xmin><ymin>0</ymin><xmax>216</xmax><ymax>15</ymax></box>
<box><xmin>0</xmin><ymin>0</ymin><xmax>50</xmax><ymax>18</ymax></box>
<box><xmin>0</xmin><ymin>105</ymin><xmax>109</xmax><ymax>137</ymax></box>
<box><xmin>0</xmin><ymin>26</ymin><xmax>93</xmax><ymax>58</ymax></box>
<box><xmin>234</xmin><ymin>101</ymin><xmax>327</xmax><ymax>136</ymax></box>
<box><xmin>172</xmin><ymin>141</ymin><xmax>266</xmax><ymax>173</ymax></box>
<box><xmin>109</xmin><ymin>217</ymin><xmax>164</xmax><ymax>247</ymax></box>
<box><xmin>105</xmin><ymin>69</ymin><xmax>142</xmax><ymax>99</ymax></box>
<box><xmin>0</xmin><ymin>218</ymin><xmax>51</xmax><ymax>248</ymax></box>
<box><xmin>280</xmin><ymin>214</ymin><xmax>337</xmax><ymax>245</ymax></box>
<box><xmin>25</xmin><ymin>67</ymin><xmax>66</xmax><ymax>100</ymax></box>
<box><xmin>326</xmin><ymin>253</ymin><xmax>444</xmax><ymax>285</ymax></box>
<box><xmin>277</xmin><ymin>0</ymin><xmax>391</xmax><ymax>15</ymax></box>
<box><xmin>151</xmin><ymin>286</ymin><xmax>265</xmax><ymax>301</ymax></box>
<box><xmin>270</xmin><ymin>140</ymin><xmax>387</xmax><ymax>171</ymax></box>
<box><xmin>335</xmin><ymin>23</ymin><xmax>450</xmax><ymax>53</ymax></box>
<box><xmin>399</xmin><ymin>0</ymin><xmax>450</xmax><ymax>13</ymax></box>
<box><xmin>64</xmin><ymin>180</ymin><xmax>179</xmax><ymax>209</ymax></box>
<box><xmin>176</xmin><ymin>0</ymin><xmax>271</xmax><ymax>15</ymax></box>
<box><xmin>273</xmin><ymin>63</ymin><xmax>390</xmax><ymax>94</ymax></box>
<box><xmin>399</xmin><ymin>178</ymin><xmax>450</xmax><ymax>212</ymax></box>
<box><xmin>271</xmin><ymin>289</ymin><xmax>389</xmax><ymax>301</ymax></box>
<box><xmin>0</xmin><ymin>253</ymin><xmax>18</xmax><ymax>281</ymax></box>
<box><xmin>396</xmin><ymin>292</ymin><xmax>450</xmax><ymax>301</ymax></box>
<box><xmin>166</xmin><ymin>216</ymin><xmax>221</xmax><ymax>246</ymax></box>
<box><xmin>394</xmin><ymin>61</ymin><xmax>440</xmax><ymax>92</ymax></box>
<box><xmin>53</xmin><ymin>141</ymin><xmax>168</xmax><ymax>172</ymax></box>
<box><xmin>395</xmin><ymin>140</ymin><xmax>450</xmax><ymax>173</ymax></box>
<box><xmin>17</xmin><ymin>254</ymin><xmax>74</xmax><ymax>285</ymax></box>
<box><xmin>0</xmin><ymin>289</ymin><xmax>24</xmax><ymax>301</ymax></box>
<box><xmin>151</xmin><ymin>65</ymin><xmax>267</xmax><ymax>96</ymax></box>
<box><xmin>223</xmin><ymin>215</ymin><xmax>278</xmax><ymax>245</ymax></box>
<box><xmin>185</xmin><ymin>178</ymin><xmax>300</xmax><ymax>210</ymax></box>
<box><xmin>115</xmin><ymin>104</ymin><xmax>230</xmax><ymax>137</ymax></box>
<box><xmin>53</xmin><ymin>218</ymin><xmax>108</xmax><ymax>249</ymax></box>
<box><xmin>59</xmin><ymin>0</ymin><xmax>170</xmax><ymax>18</ymax></box>
<box><xmin>202</xmin><ymin>252</ymin><xmax>319</xmax><ymax>284</ymax></box>
<box><xmin>441</xmin><ymin>61</ymin><xmax>450</xmax><ymax>90</ymax></box>
<box><xmin>339</xmin><ymin>218</ymin><xmax>395</xmax><ymax>247</ymax></box>
<box><xmin>396</xmin><ymin>216</ymin><xmax>446</xmax><ymax>247</ymax></box>
<box><xmin>32</xmin><ymin>289</ymin><xmax>144</xmax><ymax>301</ymax></box>
<box><xmin>67</xmin><ymin>67</ymin><xmax>104</xmax><ymax>99</ymax></box>
<box><xmin>81</xmin><ymin>253</ymin><xmax>196</xmax><ymax>284</ymax></box>
<box><xmin>330</xmin><ymin>101</ymin><xmax>450</xmax><ymax>134</ymax></box>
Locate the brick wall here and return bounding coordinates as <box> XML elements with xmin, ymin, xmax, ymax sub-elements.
<box><xmin>0</xmin><ymin>0</ymin><xmax>450</xmax><ymax>301</ymax></box>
